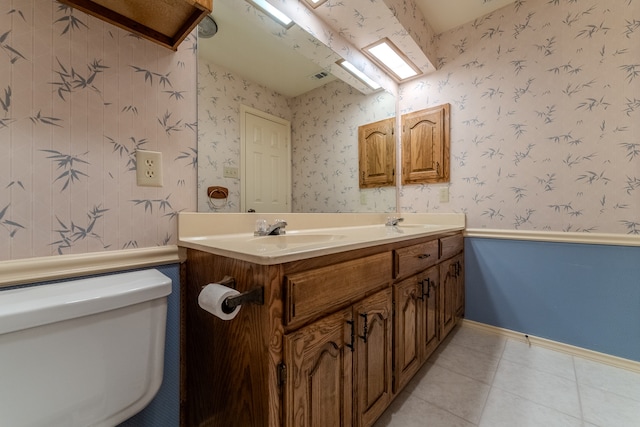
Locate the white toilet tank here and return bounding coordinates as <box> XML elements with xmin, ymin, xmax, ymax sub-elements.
<box><xmin>0</xmin><ymin>269</ymin><xmax>172</xmax><ymax>427</ymax></box>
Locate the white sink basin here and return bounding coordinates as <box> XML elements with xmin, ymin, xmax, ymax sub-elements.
<box><xmin>396</xmin><ymin>224</ymin><xmax>444</xmax><ymax>229</ymax></box>
<box><xmin>250</xmin><ymin>234</ymin><xmax>346</xmax><ymax>247</ymax></box>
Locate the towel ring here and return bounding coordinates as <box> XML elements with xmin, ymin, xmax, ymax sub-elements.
<box><xmin>207</xmin><ymin>186</ymin><xmax>229</xmax><ymax>210</ymax></box>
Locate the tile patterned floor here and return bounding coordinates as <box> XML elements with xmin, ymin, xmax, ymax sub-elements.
<box><xmin>374</xmin><ymin>324</ymin><xmax>640</xmax><ymax>427</ymax></box>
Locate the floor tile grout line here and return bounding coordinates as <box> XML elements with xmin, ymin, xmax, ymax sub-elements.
<box><xmin>397</xmin><ymin>377</ymin><xmax>481</xmax><ymax>426</ymax></box>
<box><xmin>572</xmin><ymin>355</ymin><xmax>586</xmax><ymax>424</ymax></box>
<box><xmin>487</xmin><ymin>335</ymin><xmax>586</xmax><ymax>422</ymax></box>
<box><xmin>475</xmin><ymin>333</ymin><xmax>510</xmax><ymax>426</ymax></box>
<box><xmin>573</xmin><ymin>356</ymin><xmax>640</xmax><ymax>404</ymax></box>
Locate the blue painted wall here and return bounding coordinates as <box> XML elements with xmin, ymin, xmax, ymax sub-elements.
<box><xmin>464</xmin><ymin>237</ymin><xmax>640</xmax><ymax>362</ymax></box>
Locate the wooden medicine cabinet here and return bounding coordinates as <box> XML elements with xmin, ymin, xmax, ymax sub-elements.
<box><xmin>58</xmin><ymin>0</ymin><xmax>212</xmax><ymax>50</ymax></box>
<box><xmin>401</xmin><ymin>103</ymin><xmax>450</xmax><ymax>185</ymax></box>
<box><xmin>358</xmin><ymin>117</ymin><xmax>396</xmax><ymax>188</ymax></box>
<box><xmin>358</xmin><ymin>103</ymin><xmax>450</xmax><ymax>189</ymax></box>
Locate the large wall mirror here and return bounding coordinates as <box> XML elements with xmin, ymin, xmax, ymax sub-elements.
<box><xmin>196</xmin><ymin>0</ymin><xmax>397</xmax><ymax>213</ymax></box>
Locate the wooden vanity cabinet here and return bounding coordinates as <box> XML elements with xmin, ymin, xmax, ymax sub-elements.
<box><xmin>283</xmin><ymin>288</ymin><xmax>392</xmax><ymax>427</ymax></box>
<box><xmin>283</xmin><ymin>254</ymin><xmax>393</xmax><ymax>427</ymax></box>
<box><xmin>182</xmin><ymin>231</ymin><xmax>464</xmax><ymax>427</ymax></box>
<box><xmin>391</xmin><ymin>233</ymin><xmax>464</xmax><ymax>395</ymax></box>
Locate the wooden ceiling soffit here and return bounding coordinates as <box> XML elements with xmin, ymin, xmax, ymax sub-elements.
<box><xmin>58</xmin><ymin>0</ymin><xmax>213</xmax><ymax>51</ymax></box>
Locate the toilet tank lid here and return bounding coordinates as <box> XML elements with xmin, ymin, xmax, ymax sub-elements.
<box><xmin>0</xmin><ymin>269</ymin><xmax>171</xmax><ymax>335</ymax></box>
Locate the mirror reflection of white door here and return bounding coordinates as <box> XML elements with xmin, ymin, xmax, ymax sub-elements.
<box><xmin>240</xmin><ymin>105</ymin><xmax>292</xmax><ymax>213</ymax></box>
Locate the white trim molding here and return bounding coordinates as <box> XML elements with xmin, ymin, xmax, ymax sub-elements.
<box><xmin>462</xmin><ymin>319</ymin><xmax>640</xmax><ymax>374</ymax></box>
<box><xmin>0</xmin><ymin>246</ymin><xmax>182</xmax><ymax>288</ymax></box>
<box><xmin>465</xmin><ymin>228</ymin><xmax>640</xmax><ymax>247</ymax></box>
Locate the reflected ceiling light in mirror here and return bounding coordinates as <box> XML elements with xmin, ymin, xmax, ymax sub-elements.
<box><xmin>364</xmin><ymin>38</ymin><xmax>420</xmax><ymax>81</ymax></box>
<box><xmin>336</xmin><ymin>59</ymin><xmax>381</xmax><ymax>91</ymax></box>
<box><xmin>247</xmin><ymin>0</ymin><xmax>294</xmax><ymax>28</ymax></box>
<box><xmin>303</xmin><ymin>0</ymin><xmax>328</xmax><ymax>8</ymax></box>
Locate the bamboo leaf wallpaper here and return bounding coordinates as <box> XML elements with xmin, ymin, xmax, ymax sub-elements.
<box><xmin>399</xmin><ymin>0</ymin><xmax>639</xmax><ymax>233</ymax></box>
<box><xmin>0</xmin><ymin>0</ymin><xmax>197</xmax><ymax>260</ymax></box>
<box><xmin>1</xmin><ymin>0</ymin><xmax>638</xmax><ymax>264</ymax></box>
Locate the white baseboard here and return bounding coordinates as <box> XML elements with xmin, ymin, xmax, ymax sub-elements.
<box><xmin>461</xmin><ymin>319</ymin><xmax>640</xmax><ymax>374</ymax></box>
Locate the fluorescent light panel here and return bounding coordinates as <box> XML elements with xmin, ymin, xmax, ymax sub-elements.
<box><xmin>304</xmin><ymin>0</ymin><xmax>328</xmax><ymax>8</ymax></box>
<box><xmin>337</xmin><ymin>60</ymin><xmax>381</xmax><ymax>90</ymax></box>
<box><xmin>365</xmin><ymin>39</ymin><xmax>420</xmax><ymax>81</ymax></box>
<box><xmin>247</xmin><ymin>0</ymin><xmax>293</xmax><ymax>28</ymax></box>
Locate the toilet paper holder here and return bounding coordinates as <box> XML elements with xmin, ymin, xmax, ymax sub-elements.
<box><xmin>215</xmin><ymin>276</ymin><xmax>265</xmax><ymax>314</ymax></box>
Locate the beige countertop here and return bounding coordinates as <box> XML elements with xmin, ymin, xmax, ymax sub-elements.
<box><xmin>178</xmin><ymin>212</ymin><xmax>465</xmax><ymax>265</ymax></box>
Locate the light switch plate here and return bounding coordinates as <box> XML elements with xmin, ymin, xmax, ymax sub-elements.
<box><xmin>439</xmin><ymin>187</ymin><xmax>449</xmax><ymax>203</ymax></box>
<box><xmin>223</xmin><ymin>166</ymin><xmax>239</xmax><ymax>179</ymax></box>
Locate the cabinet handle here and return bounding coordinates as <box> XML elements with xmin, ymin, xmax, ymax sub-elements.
<box><xmin>359</xmin><ymin>313</ymin><xmax>368</xmax><ymax>343</ymax></box>
<box><xmin>454</xmin><ymin>261</ymin><xmax>462</xmax><ymax>277</ymax></box>
<box><xmin>424</xmin><ymin>277</ymin><xmax>431</xmax><ymax>299</ymax></box>
<box><xmin>417</xmin><ymin>253</ymin><xmax>431</xmax><ymax>259</ymax></box>
<box><xmin>346</xmin><ymin>320</ymin><xmax>355</xmax><ymax>352</ymax></box>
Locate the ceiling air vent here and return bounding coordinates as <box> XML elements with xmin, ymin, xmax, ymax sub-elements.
<box><xmin>309</xmin><ymin>71</ymin><xmax>330</xmax><ymax>81</ymax></box>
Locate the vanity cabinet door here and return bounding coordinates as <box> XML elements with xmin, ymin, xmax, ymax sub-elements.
<box><xmin>354</xmin><ymin>288</ymin><xmax>393</xmax><ymax>427</ymax></box>
<box><xmin>452</xmin><ymin>253</ymin><xmax>465</xmax><ymax>321</ymax></box>
<box><xmin>420</xmin><ymin>266</ymin><xmax>440</xmax><ymax>361</ymax></box>
<box><xmin>393</xmin><ymin>276</ymin><xmax>422</xmax><ymax>393</ymax></box>
<box><xmin>440</xmin><ymin>256</ymin><xmax>458</xmax><ymax>338</ymax></box>
<box><xmin>283</xmin><ymin>307</ymin><xmax>354</xmax><ymax>427</ymax></box>
<box><xmin>393</xmin><ymin>266</ymin><xmax>440</xmax><ymax>394</ymax></box>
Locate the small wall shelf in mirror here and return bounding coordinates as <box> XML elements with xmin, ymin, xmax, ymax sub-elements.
<box><xmin>402</xmin><ymin>103</ymin><xmax>450</xmax><ymax>185</ymax></box>
<box><xmin>358</xmin><ymin>118</ymin><xmax>396</xmax><ymax>188</ymax></box>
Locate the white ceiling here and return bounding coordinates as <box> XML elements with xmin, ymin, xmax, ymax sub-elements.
<box><xmin>198</xmin><ymin>0</ymin><xmax>516</xmax><ymax>97</ymax></box>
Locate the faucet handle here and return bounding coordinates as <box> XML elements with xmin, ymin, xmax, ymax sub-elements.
<box><xmin>255</xmin><ymin>219</ymin><xmax>268</xmax><ymax>234</ymax></box>
<box><xmin>385</xmin><ymin>217</ymin><xmax>404</xmax><ymax>226</ymax></box>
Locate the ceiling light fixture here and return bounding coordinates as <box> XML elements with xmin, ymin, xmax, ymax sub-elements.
<box><xmin>336</xmin><ymin>60</ymin><xmax>381</xmax><ymax>91</ymax></box>
<box><xmin>197</xmin><ymin>15</ymin><xmax>218</xmax><ymax>39</ymax></box>
<box><xmin>247</xmin><ymin>0</ymin><xmax>294</xmax><ymax>28</ymax></box>
<box><xmin>364</xmin><ymin>38</ymin><xmax>420</xmax><ymax>81</ymax></box>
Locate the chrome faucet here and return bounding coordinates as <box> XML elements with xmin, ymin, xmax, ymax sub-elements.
<box><xmin>385</xmin><ymin>217</ymin><xmax>404</xmax><ymax>227</ymax></box>
<box><xmin>254</xmin><ymin>219</ymin><xmax>287</xmax><ymax>236</ymax></box>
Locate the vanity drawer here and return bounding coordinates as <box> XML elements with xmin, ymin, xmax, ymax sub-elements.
<box><xmin>440</xmin><ymin>233</ymin><xmax>463</xmax><ymax>260</ymax></box>
<box><xmin>394</xmin><ymin>239</ymin><xmax>439</xmax><ymax>279</ymax></box>
<box><xmin>284</xmin><ymin>252</ymin><xmax>391</xmax><ymax>329</ymax></box>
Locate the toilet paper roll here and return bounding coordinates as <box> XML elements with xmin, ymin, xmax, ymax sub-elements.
<box><xmin>198</xmin><ymin>283</ymin><xmax>241</xmax><ymax>320</ymax></box>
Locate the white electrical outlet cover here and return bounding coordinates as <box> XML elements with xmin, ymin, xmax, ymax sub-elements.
<box><xmin>136</xmin><ymin>150</ymin><xmax>163</xmax><ymax>187</ymax></box>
